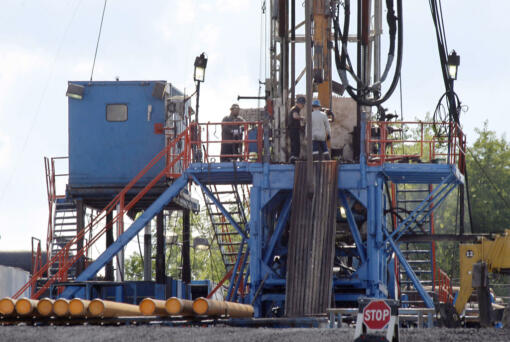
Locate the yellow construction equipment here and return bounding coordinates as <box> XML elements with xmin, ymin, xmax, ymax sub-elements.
<box><xmin>69</xmin><ymin>298</ymin><xmax>91</xmax><ymax>317</ymax></box>
<box><xmin>165</xmin><ymin>297</ymin><xmax>193</xmax><ymax>316</ymax></box>
<box><xmin>0</xmin><ymin>297</ymin><xmax>16</xmax><ymax>316</ymax></box>
<box><xmin>455</xmin><ymin>229</ymin><xmax>510</xmax><ymax>322</ymax></box>
<box><xmin>53</xmin><ymin>298</ymin><xmax>70</xmax><ymax>317</ymax></box>
<box><xmin>139</xmin><ymin>298</ymin><xmax>167</xmax><ymax>316</ymax></box>
<box><xmin>88</xmin><ymin>299</ymin><xmax>141</xmax><ymax>318</ymax></box>
<box><xmin>36</xmin><ymin>298</ymin><xmax>54</xmax><ymax>316</ymax></box>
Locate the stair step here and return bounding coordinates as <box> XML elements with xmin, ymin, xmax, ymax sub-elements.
<box><xmin>407</xmin><ymin>260</ymin><xmax>432</xmax><ymax>264</ymax></box>
<box><xmin>397</xmin><ymin>189</ymin><xmax>430</xmax><ymax>193</ymax></box>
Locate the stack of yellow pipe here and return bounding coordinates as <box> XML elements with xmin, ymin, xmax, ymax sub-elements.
<box><xmin>69</xmin><ymin>298</ymin><xmax>91</xmax><ymax>317</ymax></box>
<box><xmin>0</xmin><ymin>297</ymin><xmax>16</xmax><ymax>316</ymax></box>
<box><xmin>165</xmin><ymin>297</ymin><xmax>194</xmax><ymax>316</ymax></box>
<box><xmin>53</xmin><ymin>298</ymin><xmax>70</xmax><ymax>317</ymax></box>
<box><xmin>15</xmin><ymin>298</ymin><xmax>38</xmax><ymax>316</ymax></box>
<box><xmin>88</xmin><ymin>299</ymin><xmax>141</xmax><ymax>318</ymax></box>
<box><xmin>192</xmin><ymin>298</ymin><xmax>253</xmax><ymax>318</ymax></box>
<box><xmin>36</xmin><ymin>298</ymin><xmax>54</xmax><ymax>317</ymax></box>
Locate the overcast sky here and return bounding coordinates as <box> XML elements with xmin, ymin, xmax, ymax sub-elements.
<box><xmin>0</xmin><ymin>0</ymin><xmax>509</xmax><ymax>252</ymax></box>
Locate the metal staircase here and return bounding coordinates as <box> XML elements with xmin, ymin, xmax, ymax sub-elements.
<box><xmin>202</xmin><ymin>184</ymin><xmax>249</xmax><ymax>271</ymax></box>
<box><xmin>48</xmin><ymin>198</ymin><xmax>78</xmax><ymax>279</ymax></box>
<box><xmin>394</xmin><ymin>184</ymin><xmax>436</xmax><ymax>307</ymax></box>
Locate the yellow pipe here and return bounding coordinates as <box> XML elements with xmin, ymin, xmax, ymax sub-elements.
<box><xmin>139</xmin><ymin>298</ymin><xmax>167</xmax><ymax>316</ymax></box>
<box><xmin>165</xmin><ymin>297</ymin><xmax>194</xmax><ymax>316</ymax></box>
<box><xmin>69</xmin><ymin>299</ymin><xmax>91</xmax><ymax>317</ymax></box>
<box><xmin>0</xmin><ymin>297</ymin><xmax>16</xmax><ymax>316</ymax></box>
<box><xmin>88</xmin><ymin>299</ymin><xmax>141</xmax><ymax>318</ymax></box>
<box><xmin>37</xmin><ymin>298</ymin><xmax>54</xmax><ymax>317</ymax></box>
<box><xmin>15</xmin><ymin>298</ymin><xmax>38</xmax><ymax>316</ymax></box>
<box><xmin>192</xmin><ymin>298</ymin><xmax>254</xmax><ymax>318</ymax></box>
<box><xmin>53</xmin><ymin>298</ymin><xmax>70</xmax><ymax>317</ymax></box>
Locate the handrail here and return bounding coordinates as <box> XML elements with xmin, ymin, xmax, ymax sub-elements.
<box><xmin>44</xmin><ymin>156</ymin><xmax>69</xmax><ymax>261</ymax></box>
<box><xmin>15</xmin><ymin>127</ymin><xmax>193</xmax><ymax>299</ymax></box>
<box><xmin>366</xmin><ymin>120</ymin><xmax>466</xmax><ymax>173</ymax></box>
<box><xmin>186</xmin><ymin>121</ymin><xmax>264</xmax><ymax>165</ymax></box>
<box><xmin>436</xmin><ymin>267</ymin><xmax>454</xmax><ymax>304</ymax></box>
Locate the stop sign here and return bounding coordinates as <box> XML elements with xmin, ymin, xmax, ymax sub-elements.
<box><xmin>362</xmin><ymin>300</ymin><xmax>391</xmax><ymax>330</ymax></box>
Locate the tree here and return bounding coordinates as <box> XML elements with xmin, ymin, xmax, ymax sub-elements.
<box><xmin>465</xmin><ymin>122</ymin><xmax>510</xmax><ymax>233</ymax></box>
<box><xmin>124</xmin><ymin>209</ymin><xmax>227</xmax><ymax>283</ymax></box>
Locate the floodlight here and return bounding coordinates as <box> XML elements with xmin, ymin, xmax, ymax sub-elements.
<box><xmin>66</xmin><ymin>83</ymin><xmax>85</xmax><ymax>100</ymax></box>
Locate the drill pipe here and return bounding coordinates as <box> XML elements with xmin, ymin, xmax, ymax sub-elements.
<box><xmin>69</xmin><ymin>299</ymin><xmax>91</xmax><ymax>317</ymax></box>
<box><xmin>88</xmin><ymin>299</ymin><xmax>141</xmax><ymax>318</ymax></box>
<box><xmin>53</xmin><ymin>298</ymin><xmax>70</xmax><ymax>317</ymax></box>
<box><xmin>37</xmin><ymin>298</ymin><xmax>54</xmax><ymax>316</ymax></box>
<box><xmin>0</xmin><ymin>297</ymin><xmax>16</xmax><ymax>316</ymax></box>
<box><xmin>139</xmin><ymin>298</ymin><xmax>167</xmax><ymax>316</ymax></box>
<box><xmin>15</xmin><ymin>298</ymin><xmax>38</xmax><ymax>316</ymax></box>
<box><xmin>165</xmin><ymin>297</ymin><xmax>194</xmax><ymax>316</ymax></box>
<box><xmin>192</xmin><ymin>298</ymin><xmax>254</xmax><ymax>318</ymax></box>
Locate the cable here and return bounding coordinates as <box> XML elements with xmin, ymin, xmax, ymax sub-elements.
<box><xmin>90</xmin><ymin>0</ymin><xmax>108</xmax><ymax>81</ymax></box>
<box><xmin>332</xmin><ymin>0</ymin><xmax>403</xmax><ymax>106</ymax></box>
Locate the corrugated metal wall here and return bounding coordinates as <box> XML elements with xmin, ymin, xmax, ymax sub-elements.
<box><xmin>0</xmin><ymin>265</ymin><xmax>29</xmax><ymax>298</ymax></box>
<box><xmin>285</xmin><ymin>161</ymin><xmax>338</xmax><ymax>316</ymax></box>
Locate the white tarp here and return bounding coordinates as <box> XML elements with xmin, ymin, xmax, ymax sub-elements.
<box><xmin>0</xmin><ymin>265</ymin><xmax>29</xmax><ymax>297</ymax></box>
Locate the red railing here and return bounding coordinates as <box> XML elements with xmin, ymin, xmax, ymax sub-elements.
<box><xmin>184</xmin><ymin>121</ymin><xmax>264</xmax><ymax>165</ymax></box>
<box><xmin>366</xmin><ymin>121</ymin><xmax>466</xmax><ymax>172</ymax></box>
<box><xmin>436</xmin><ymin>268</ymin><xmax>454</xmax><ymax>304</ymax></box>
<box><xmin>15</xmin><ymin>127</ymin><xmax>193</xmax><ymax>299</ymax></box>
<box><xmin>44</xmin><ymin>156</ymin><xmax>68</xmax><ymax>261</ymax></box>
<box><xmin>31</xmin><ymin>237</ymin><xmax>42</xmax><ymax>296</ymax></box>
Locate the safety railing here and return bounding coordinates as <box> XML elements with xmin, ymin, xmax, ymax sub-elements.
<box><xmin>189</xmin><ymin>121</ymin><xmax>264</xmax><ymax>165</ymax></box>
<box><xmin>31</xmin><ymin>237</ymin><xmax>42</xmax><ymax>296</ymax></box>
<box><xmin>435</xmin><ymin>267</ymin><xmax>454</xmax><ymax>304</ymax></box>
<box><xmin>15</xmin><ymin>127</ymin><xmax>193</xmax><ymax>299</ymax></box>
<box><xmin>44</xmin><ymin>156</ymin><xmax>69</xmax><ymax>261</ymax></box>
<box><xmin>366</xmin><ymin>121</ymin><xmax>466</xmax><ymax>172</ymax></box>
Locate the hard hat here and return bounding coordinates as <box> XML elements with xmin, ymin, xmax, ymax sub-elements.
<box><xmin>312</xmin><ymin>99</ymin><xmax>321</xmax><ymax>107</ymax></box>
<box><xmin>230</xmin><ymin>103</ymin><xmax>240</xmax><ymax>110</ymax></box>
<box><xmin>296</xmin><ymin>96</ymin><xmax>306</xmax><ymax>105</ymax></box>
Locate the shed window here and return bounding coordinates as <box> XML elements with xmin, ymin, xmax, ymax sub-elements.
<box><xmin>106</xmin><ymin>104</ymin><xmax>128</xmax><ymax>122</ymax></box>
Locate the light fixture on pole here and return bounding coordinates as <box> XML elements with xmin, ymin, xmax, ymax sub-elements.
<box><xmin>193</xmin><ymin>52</ymin><xmax>207</xmax><ymax>163</ymax></box>
<box><xmin>193</xmin><ymin>237</ymin><xmax>210</xmax><ymax>250</ymax></box>
<box><xmin>194</xmin><ymin>53</ymin><xmax>208</xmax><ymax>83</ymax></box>
<box><xmin>447</xmin><ymin>50</ymin><xmax>460</xmax><ymax>81</ymax></box>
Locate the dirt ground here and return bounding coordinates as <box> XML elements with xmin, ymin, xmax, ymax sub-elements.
<box><xmin>0</xmin><ymin>326</ymin><xmax>508</xmax><ymax>342</ymax></box>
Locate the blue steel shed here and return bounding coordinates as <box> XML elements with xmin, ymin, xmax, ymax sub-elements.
<box><xmin>68</xmin><ymin>80</ymin><xmax>185</xmax><ymax>195</ymax></box>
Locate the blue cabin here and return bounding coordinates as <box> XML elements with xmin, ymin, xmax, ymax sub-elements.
<box><xmin>66</xmin><ymin>80</ymin><xmax>192</xmax><ymax>209</ymax></box>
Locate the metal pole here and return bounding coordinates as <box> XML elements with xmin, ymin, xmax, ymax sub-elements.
<box><xmin>305</xmin><ymin>0</ymin><xmax>313</xmax><ymax>193</ymax></box>
<box><xmin>156</xmin><ymin>211</ymin><xmax>165</xmax><ymax>284</ymax></box>
<box><xmin>182</xmin><ymin>209</ymin><xmax>191</xmax><ymax>283</ymax></box>
<box><xmin>143</xmin><ymin>221</ymin><xmax>151</xmax><ymax>281</ymax></box>
<box><xmin>195</xmin><ymin>81</ymin><xmax>202</xmax><ymax>162</ymax></box>
<box><xmin>290</xmin><ymin>0</ymin><xmax>295</xmax><ymax>106</ymax></box>
<box><xmin>105</xmin><ymin>211</ymin><xmax>114</xmax><ymax>281</ymax></box>
<box><xmin>76</xmin><ymin>199</ymin><xmax>85</xmax><ymax>276</ymax></box>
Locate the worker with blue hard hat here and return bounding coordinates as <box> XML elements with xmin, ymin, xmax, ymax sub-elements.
<box><xmin>310</xmin><ymin>99</ymin><xmax>331</xmax><ymax>160</ymax></box>
<box><xmin>221</xmin><ymin>103</ymin><xmax>245</xmax><ymax>162</ymax></box>
<box><xmin>288</xmin><ymin>96</ymin><xmax>306</xmax><ymax>163</ymax></box>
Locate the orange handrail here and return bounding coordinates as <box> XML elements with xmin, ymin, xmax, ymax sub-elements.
<box><xmin>366</xmin><ymin>120</ymin><xmax>466</xmax><ymax>172</ymax></box>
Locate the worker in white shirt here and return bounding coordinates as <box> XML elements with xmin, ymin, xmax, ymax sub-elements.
<box><xmin>311</xmin><ymin>99</ymin><xmax>331</xmax><ymax>160</ymax></box>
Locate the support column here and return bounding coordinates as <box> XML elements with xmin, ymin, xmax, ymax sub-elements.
<box><xmin>182</xmin><ymin>209</ymin><xmax>191</xmax><ymax>284</ymax></box>
<box><xmin>143</xmin><ymin>220</ymin><xmax>152</xmax><ymax>281</ymax></box>
<box><xmin>105</xmin><ymin>211</ymin><xmax>114</xmax><ymax>281</ymax></box>
<box><xmin>156</xmin><ymin>212</ymin><xmax>165</xmax><ymax>284</ymax></box>
<box><xmin>75</xmin><ymin>199</ymin><xmax>85</xmax><ymax>276</ymax></box>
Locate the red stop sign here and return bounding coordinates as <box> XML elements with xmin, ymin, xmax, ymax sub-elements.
<box><xmin>362</xmin><ymin>300</ymin><xmax>391</xmax><ymax>330</ymax></box>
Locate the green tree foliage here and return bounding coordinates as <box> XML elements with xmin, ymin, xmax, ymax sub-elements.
<box><xmin>465</xmin><ymin>122</ymin><xmax>510</xmax><ymax>233</ymax></box>
<box><xmin>125</xmin><ymin>209</ymin><xmax>226</xmax><ymax>283</ymax></box>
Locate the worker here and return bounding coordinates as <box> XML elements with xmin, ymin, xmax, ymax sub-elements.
<box><xmin>288</xmin><ymin>96</ymin><xmax>306</xmax><ymax>163</ymax></box>
<box><xmin>311</xmin><ymin>99</ymin><xmax>331</xmax><ymax>160</ymax></box>
<box><xmin>221</xmin><ymin>103</ymin><xmax>245</xmax><ymax>162</ymax></box>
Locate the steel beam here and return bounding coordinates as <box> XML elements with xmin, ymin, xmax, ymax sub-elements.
<box><xmin>59</xmin><ymin>175</ymin><xmax>189</xmax><ymax>298</ymax></box>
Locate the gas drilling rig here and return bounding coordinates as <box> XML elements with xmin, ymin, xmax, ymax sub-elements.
<box><xmin>12</xmin><ymin>0</ymin><xmax>471</xmax><ymax>322</ymax></box>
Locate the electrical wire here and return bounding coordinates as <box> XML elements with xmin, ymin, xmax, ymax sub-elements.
<box><xmin>90</xmin><ymin>0</ymin><xmax>108</xmax><ymax>81</ymax></box>
<box><xmin>332</xmin><ymin>0</ymin><xmax>403</xmax><ymax>106</ymax></box>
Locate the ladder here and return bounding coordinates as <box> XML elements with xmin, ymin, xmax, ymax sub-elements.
<box><xmin>394</xmin><ymin>184</ymin><xmax>436</xmax><ymax>307</ymax></box>
<box><xmin>202</xmin><ymin>184</ymin><xmax>250</xmax><ymax>271</ymax></box>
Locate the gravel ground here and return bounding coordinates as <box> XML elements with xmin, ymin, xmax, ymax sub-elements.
<box><xmin>0</xmin><ymin>326</ymin><xmax>508</xmax><ymax>342</ymax></box>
